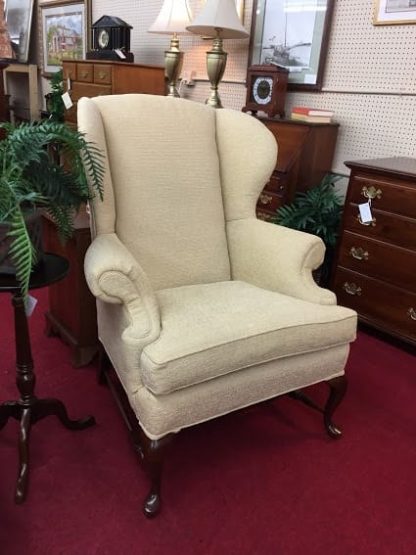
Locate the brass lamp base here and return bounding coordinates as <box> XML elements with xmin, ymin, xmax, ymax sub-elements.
<box><xmin>205</xmin><ymin>36</ymin><xmax>227</xmax><ymax>109</ymax></box>
<box><xmin>165</xmin><ymin>34</ymin><xmax>184</xmax><ymax>98</ymax></box>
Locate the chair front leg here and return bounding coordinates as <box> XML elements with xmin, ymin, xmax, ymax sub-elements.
<box><xmin>141</xmin><ymin>433</ymin><xmax>175</xmax><ymax>518</ymax></box>
<box><xmin>324</xmin><ymin>375</ymin><xmax>348</xmax><ymax>439</ymax></box>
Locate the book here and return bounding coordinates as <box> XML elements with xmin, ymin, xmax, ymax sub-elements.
<box><xmin>292</xmin><ymin>106</ymin><xmax>334</xmax><ymax>117</ymax></box>
<box><xmin>290</xmin><ymin>112</ymin><xmax>333</xmax><ymax>124</ymax></box>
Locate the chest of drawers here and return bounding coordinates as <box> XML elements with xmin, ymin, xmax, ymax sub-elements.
<box><xmin>62</xmin><ymin>60</ymin><xmax>166</xmax><ymax>124</ymax></box>
<box><xmin>332</xmin><ymin>157</ymin><xmax>416</xmax><ymax>346</ymax></box>
<box><xmin>255</xmin><ymin>118</ymin><xmax>339</xmax><ymax>221</ymax></box>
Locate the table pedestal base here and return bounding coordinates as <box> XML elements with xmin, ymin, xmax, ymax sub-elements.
<box><xmin>0</xmin><ymin>397</ymin><xmax>95</xmax><ymax>503</ymax></box>
<box><xmin>0</xmin><ymin>256</ymin><xmax>95</xmax><ymax>505</ymax></box>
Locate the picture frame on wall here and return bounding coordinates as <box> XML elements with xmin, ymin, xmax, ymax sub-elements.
<box><xmin>38</xmin><ymin>0</ymin><xmax>91</xmax><ymax>76</ymax></box>
<box><xmin>248</xmin><ymin>0</ymin><xmax>334</xmax><ymax>92</ymax></box>
<box><xmin>373</xmin><ymin>0</ymin><xmax>416</xmax><ymax>25</ymax></box>
<box><xmin>5</xmin><ymin>0</ymin><xmax>35</xmax><ymax>63</ymax></box>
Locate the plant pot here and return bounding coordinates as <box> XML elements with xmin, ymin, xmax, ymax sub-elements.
<box><xmin>0</xmin><ymin>210</ymin><xmax>44</xmax><ymax>275</ymax></box>
<box><xmin>312</xmin><ymin>247</ymin><xmax>335</xmax><ymax>288</ymax></box>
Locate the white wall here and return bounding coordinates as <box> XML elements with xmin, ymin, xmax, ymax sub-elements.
<box><xmin>91</xmin><ymin>0</ymin><xmax>416</xmax><ymax>173</ymax></box>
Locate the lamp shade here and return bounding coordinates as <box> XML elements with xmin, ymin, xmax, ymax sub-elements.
<box><xmin>148</xmin><ymin>0</ymin><xmax>192</xmax><ymax>35</ymax></box>
<box><xmin>186</xmin><ymin>0</ymin><xmax>248</xmax><ymax>39</ymax></box>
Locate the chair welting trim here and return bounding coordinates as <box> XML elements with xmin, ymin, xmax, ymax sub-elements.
<box><xmin>78</xmin><ymin>94</ymin><xmax>357</xmax><ymax>517</ymax></box>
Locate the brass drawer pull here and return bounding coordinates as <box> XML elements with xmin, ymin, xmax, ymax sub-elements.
<box><xmin>357</xmin><ymin>215</ymin><xmax>376</xmax><ymax>227</ymax></box>
<box><xmin>259</xmin><ymin>193</ymin><xmax>272</xmax><ymax>205</ymax></box>
<box><xmin>81</xmin><ymin>71</ymin><xmax>90</xmax><ymax>78</ymax></box>
<box><xmin>350</xmin><ymin>246</ymin><xmax>369</xmax><ymax>261</ymax></box>
<box><xmin>98</xmin><ymin>71</ymin><xmax>107</xmax><ymax>80</ymax></box>
<box><xmin>343</xmin><ymin>282</ymin><xmax>362</xmax><ymax>296</ymax></box>
<box><xmin>407</xmin><ymin>308</ymin><xmax>416</xmax><ymax>321</ymax></box>
<box><xmin>361</xmin><ymin>185</ymin><xmax>382</xmax><ymax>200</ymax></box>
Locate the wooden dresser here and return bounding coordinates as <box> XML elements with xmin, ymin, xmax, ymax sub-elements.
<box><xmin>43</xmin><ymin>60</ymin><xmax>165</xmax><ymax>366</ymax></box>
<box><xmin>255</xmin><ymin>118</ymin><xmax>339</xmax><ymax>220</ymax></box>
<box><xmin>62</xmin><ymin>60</ymin><xmax>166</xmax><ymax>124</ymax></box>
<box><xmin>332</xmin><ymin>157</ymin><xmax>416</xmax><ymax>347</ymax></box>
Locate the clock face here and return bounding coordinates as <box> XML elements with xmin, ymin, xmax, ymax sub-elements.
<box><xmin>98</xmin><ymin>29</ymin><xmax>110</xmax><ymax>49</ymax></box>
<box><xmin>252</xmin><ymin>76</ymin><xmax>274</xmax><ymax>105</ymax></box>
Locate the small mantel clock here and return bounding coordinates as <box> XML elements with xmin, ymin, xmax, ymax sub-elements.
<box><xmin>242</xmin><ymin>64</ymin><xmax>289</xmax><ymax>119</ymax></box>
<box><xmin>87</xmin><ymin>15</ymin><xmax>134</xmax><ymax>62</ymax></box>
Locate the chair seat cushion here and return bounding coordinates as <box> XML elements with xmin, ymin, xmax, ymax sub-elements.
<box><xmin>140</xmin><ymin>281</ymin><xmax>356</xmax><ymax>395</ymax></box>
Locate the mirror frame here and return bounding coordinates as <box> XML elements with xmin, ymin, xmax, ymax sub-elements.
<box><xmin>248</xmin><ymin>0</ymin><xmax>335</xmax><ymax>92</ymax></box>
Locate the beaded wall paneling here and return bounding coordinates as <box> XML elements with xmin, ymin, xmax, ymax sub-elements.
<box><xmin>285</xmin><ymin>92</ymin><xmax>416</xmax><ymax>174</ymax></box>
<box><xmin>325</xmin><ymin>0</ymin><xmax>416</xmax><ymax>94</ymax></box>
<box><xmin>91</xmin><ymin>0</ymin><xmax>416</xmax><ymax>171</ymax></box>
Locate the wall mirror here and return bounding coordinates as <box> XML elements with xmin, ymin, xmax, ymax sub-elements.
<box><xmin>249</xmin><ymin>0</ymin><xmax>334</xmax><ymax>91</ymax></box>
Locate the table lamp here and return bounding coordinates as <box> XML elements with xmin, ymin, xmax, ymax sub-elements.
<box><xmin>187</xmin><ymin>0</ymin><xmax>248</xmax><ymax>108</ymax></box>
<box><xmin>148</xmin><ymin>0</ymin><xmax>193</xmax><ymax>97</ymax></box>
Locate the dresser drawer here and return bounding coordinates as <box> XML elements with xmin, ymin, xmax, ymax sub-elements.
<box><xmin>349</xmin><ymin>173</ymin><xmax>416</xmax><ymax>219</ymax></box>
<box><xmin>94</xmin><ymin>64</ymin><xmax>112</xmax><ymax>84</ymax></box>
<box><xmin>63</xmin><ymin>62</ymin><xmax>77</xmax><ymax>81</ymax></box>
<box><xmin>264</xmin><ymin>173</ymin><xmax>288</xmax><ymax>197</ymax></box>
<box><xmin>76</xmin><ymin>63</ymin><xmax>93</xmax><ymax>83</ymax></box>
<box><xmin>338</xmin><ymin>231</ymin><xmax>416</xmax><ymax>291</ymax></box>
<box><xmin>256</xmin><ymin>211</ymin><xmax>275</xmax><ymax>222</ymax></box>
<box><xmin>343</xmin><ymin>203</ymin><xmax>416</xmax><ymax>250</ymax></box>
<box><xmin>65</xmin><ymin>83</ymin><xmax>112</xmax><ymax>123</ymax></box>
<box><xmin>256</xmin><ymin>190</ymin><xmax>284</xmax><ymax>215</ymax></box>
<box><xmin>333</xmin><ymin>268</ymin><xmax>416</xmax><ymax>342</ymax></box>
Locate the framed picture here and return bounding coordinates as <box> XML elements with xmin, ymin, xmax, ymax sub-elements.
<box><xmin>5</xmin><ymin>0</ymin><xmax>35</xmax><ymax>63</ymax></box>
<box><xmin>248</xmin><ymin>0</ymin><xmax>335</xmax><ymax>91</ymax></box>
<box><xmin>373</xmin><ymin>0</ymin><xmax>416</xmax><ymax>25</ymax></box>
<box><xmin>38</xmin><ymin>0</ymin><xmax>91</xmax><ymax>76</ymax></box>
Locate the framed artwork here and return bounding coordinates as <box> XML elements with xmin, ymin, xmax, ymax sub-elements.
<box><xmin>373</xmin><ymin>0</ymin><xmax>416</xmax><ymax>25</ymax></box>
<box><xmin>5</xmin><ymin>0</ymin><xmax>35</xmax><ymax>63</ymax></box>
<box><xmin>248</xmin><ymin>0</ymin><xmax>335</xmax><ymax>91</ymax></box>
<box><xmin>38</xmin><ymin>0</ymin><xmax>91</xmax><ymax>76</ymax></box>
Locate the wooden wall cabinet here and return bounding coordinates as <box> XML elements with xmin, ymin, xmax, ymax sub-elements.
<box><xmin>332</xmin><ymin>157</ymin><xmax>416</xmax><ymax>347</ymax></box>
<box><xmin>255</xmin><ymin>118</ymin><xmax>339</xmax><ymax>220</ymax></box>
<box><xmin>44</xmin><ymin>60</ymin><xmax>165</xmax><ymax>366</ymax></box>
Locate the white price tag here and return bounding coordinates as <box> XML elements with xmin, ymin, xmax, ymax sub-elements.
<box><xmin>61</xmin><ymin>92</ymin><xmax>73</xmax><ymax>110</ymax></box>
<box><xmin>25</xmin><ymin>295</ymin><xmax>38</xmax><ymax>317</ymax></box>
<box><xmin>358</xmin><ymin>202</ymin><xmax>373</xmax><ymax>223</ymax></box>
<box><xmin>115</xmin><ymin>48</ymin><xmax>126</xmax><ymax>60</ymax></box>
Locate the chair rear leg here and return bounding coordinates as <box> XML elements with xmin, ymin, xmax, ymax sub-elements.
<box><xmin>141</xmin><ymin>433</ymin><xmax>175</xmax><ymax>518</ymax></box>
<box><xmin>324</xmin><ymin>375</ymin><xmax>347</xmax><ymax>439</ymax></box>
<box><xmin>97</xmin><ymin>343</ymin><xmax>110</xmax><ymax>385</ymax></box>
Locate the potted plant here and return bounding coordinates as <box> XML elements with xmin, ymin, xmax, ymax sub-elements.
<box><xmin>274</xmin><ymin>173</ymin><xmax>344</xmax><ymax>286</ymax></box>
<box><xmin>0</xmin><ymin>119</ymin><xmax>104</xmax><ymax>295</ymax></box>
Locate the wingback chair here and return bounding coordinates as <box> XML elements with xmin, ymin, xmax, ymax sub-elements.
<box><xmin>78</xmin><ymin>94</ymin><xmax>357</xmax><ymax>518</ymax></box>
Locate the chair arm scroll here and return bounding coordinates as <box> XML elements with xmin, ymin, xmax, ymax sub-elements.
<box><xmin>228</xmin><ymin>219</ymin><xmax>336</xmax><ymax>305</ymax></box>
<box><xmin>84</xmin><ymin>233</ymin><xmax>160</xmax><ymax>341</ymax></box>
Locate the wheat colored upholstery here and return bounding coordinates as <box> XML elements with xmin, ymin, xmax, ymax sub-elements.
<box><xmin>78</xmin><ymin>95</ymin><xmax>357</xmax><ymax>443</ymax></box>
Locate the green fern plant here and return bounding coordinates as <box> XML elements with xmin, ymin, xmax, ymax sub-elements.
<box><xmin>274</xmin><ymin>174</ymin><xmax>344</xmax><ymax>285</ymax></box>
<box><xmin>0</xmin><ymin>120</ymin><xmax>104</xmax><ymax>295</ymax></box>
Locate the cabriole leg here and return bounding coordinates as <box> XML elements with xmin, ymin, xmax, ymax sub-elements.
<box><xmin>324</xmin><ymin>375</ymin><xmax>348</xmax><ymax>439</ymax></box>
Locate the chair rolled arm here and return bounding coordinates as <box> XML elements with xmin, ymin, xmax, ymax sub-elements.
<box><xmin>227</xmin><ymin>219</ymin><xmax>336</xmax><ymax>305</ymax></box>
<box><xmin>84</xmin><ymin>233</ymin><xmax>161</xmax><ymax>341</ymax></box>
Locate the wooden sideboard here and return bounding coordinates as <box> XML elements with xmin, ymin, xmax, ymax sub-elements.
<box><xmin>332</xmin><ymin>157</ymin><xmax>416</xmax><ymax>347</ymax></box>
<box><xmin>255</xmin><ymin>117</ymin><xmax>339</xmax><ymax>220</ymax></box>
<box><xmin>62</xmin><ymin>60</ymin><xmax>166</xmax><ymax>124</ymax></box>
<box><xmin>43</xmin><ymin>60</ymin><xmax>165</xmax><ymax>366</ymax></box>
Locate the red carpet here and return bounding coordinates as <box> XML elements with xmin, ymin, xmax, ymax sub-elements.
<box><xmin>1</xmin><ymin>288</ymin><xmax>416</xmax><ymax>555</ymax></box>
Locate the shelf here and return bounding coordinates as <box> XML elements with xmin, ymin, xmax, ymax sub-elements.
<box><xmin>3</xmin><ymin>63</ymin><xmax>39</xmax><ymax>122</ymax></box>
